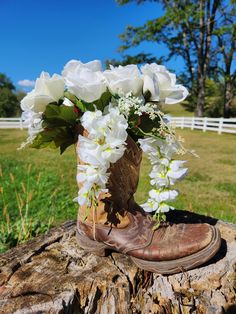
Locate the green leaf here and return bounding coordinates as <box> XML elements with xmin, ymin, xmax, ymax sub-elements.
<box><xmin>139</xmin><ymin>115</ymin><xmax>161</xmax><ymax>133</ymax></box>
<box><xmin>30</xmin><ymin>126</ymin><xmax>77</xmax><ymax>154</ymax></box>
<box><xmin>43</xmin><ymin>104</ymin><xmax>79</xmax><ymax>127</ymax></box>
<box><xmin>143</xmin><ymin>90</ymin><xmax>151</xmax><ymax>101</ymax></box>
<box><xmin>82</xmin><ymin>90</ymin><xmax>112</xmax><ymax>112</ymax></box>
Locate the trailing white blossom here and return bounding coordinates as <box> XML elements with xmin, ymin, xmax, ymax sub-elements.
<box><xmin>76</xmin><ymin>105</ymin><xmax>128</xmax><ymax>207</ymax></box>
<box><xmin>139</xmin><ymin>136</ymin><xmax>188</xmax><ymax>215</ymax></box>
<box><xmin>18</xmin><ymin>111</ymin><xmax>43</xmax><ymax>149</ymax></box>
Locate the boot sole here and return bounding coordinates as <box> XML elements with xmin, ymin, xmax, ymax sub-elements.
<box><xmin>76</xmin><ymin>226</ymin><xmax>221</xmax><ymax>274</ymax></box>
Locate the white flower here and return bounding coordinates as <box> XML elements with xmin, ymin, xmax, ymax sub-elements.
<box><xmin>63</xmin><ymin>60</ymin><xmax>102</xmax><ymax>76</ymax></box>
<box><xmin>77</xmin><ymin>184</ymin><xmax>92</xmax><ymax>206</ymax></box>
<box><xmin>139</xmin><ymin>135</ymin><xmax>188</xmax><ymax>217</ymax></box>
<box><xmin>63</xmin><ymin>98</ymin><xmax>74</xmax><ymax>107</ymax></box>
<box><xmin>100</xmin><ymin>143</ymin><xmax>126</xmax><ymax>164</ymax></box>
<box><xmin>166</xmin><ymin>160</ymin><xmax>188</xmax><ymax>185</ymax></box>
<box><xmin>138</xmin><ymin>137</ymin><xmax>160</xmax><ymax>155</ymax></box>
<box><xmin>103</xmin><ymin>106</ymin><xmax>128</xmax><ymax>145</ymax></box>
<box><xmin>77</xmin><ymin>106</ymin><xmax>128</xmax><ymax>208</ymax></box>
<box><xmin>116</xmin><ymin>92</ymin><xmax>144</xmax><ymax>118</ymax></box>
<box><xmin>141</xmin><ymin>63</ymin><xmax>188</xmax><ymax>104</ymax></box>
<box><xmin>62</xmin><ymin>59</ymin><xmax>107</xmax><ymax>103</ymax></box>
<box><xmin>150</xmin><ymin>172</ymin><xmax>169</xmax><ymax>187</ymax></box>
<box><xmin>22</xmin><ymin>111</ymin><xmax>43</xmax><ymax>137</ymax></box>
<box><xmin>20</xmin><ymin>72</ymin><xmax>65</xmax><ymax>113</ymax></box>
<box><xmin>141</xmin><ymin>200</ymin><xmax>159</xmax><ymax>213</ymax></box>
<box><xmin>104</xmin><ymin>64</ymin><xmax>143</xmax><ymax>97</ymax></box>
<box><xmin>149</xmin><ymin>189</ymin><xmax>178</xmax><ymax>202</ymax></box>
<box><xmin>157</xmin><ymin>203</ymin><xmax>174</xmax><ymax>213</ymax></box>
<box><xmin>77</xmin><ymin>164</ymin><xmax>109</xmax><ymax>188</ymax></box>
<box><xmin>78</xmin><ymin>136</ymin><xmax>106</xmax><ymax>167</ymax></box>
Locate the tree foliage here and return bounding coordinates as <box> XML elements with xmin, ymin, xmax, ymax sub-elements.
<box><xmin>106</xmin><ymin>52</ymin><xmax>162</xmax><ymax>67</ymax></box>
<box><xmin>117</xmin><ymin>0</ymin><xmax>236</xmax><ymax>117</ymax></box>
<box><xmin>0</xmin><ymin>73</ymin><xmax>20</xmax><ymax>117</ymax></box>
<box><xmin>214</xmin><ymin>4</ymin><xmax>236</xmax><ymax>117</ymax></box>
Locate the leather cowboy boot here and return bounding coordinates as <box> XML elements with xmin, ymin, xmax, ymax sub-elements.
<box><xmin>76</xmin><ymin>136</ymin><xmax>221</xmax><ymax>274</ymax></box>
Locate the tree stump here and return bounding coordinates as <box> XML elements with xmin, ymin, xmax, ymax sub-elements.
<box><xmin>0</xmin><ymin>210</ymin><xmax>235</xmax><ymax>314</ymax></box>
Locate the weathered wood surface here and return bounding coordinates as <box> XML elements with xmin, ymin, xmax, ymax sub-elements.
<box><xmin>0</xmin><ymin>210</ymin><xmax>235</xmax><ymax>314</ymax></box>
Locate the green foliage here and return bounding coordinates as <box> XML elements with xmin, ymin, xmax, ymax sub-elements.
<box><xmin>31</xmin><ymin>103</ymin><xmax>81</xmax><ymax>154</ymax></box>
<box><xmin>0</xmin><ymin>155</ymin><xmax>77</xmax><ymax>252</ymax></box>
<box><xmin>0</xmin><ymin>73</ymin><xmax>19</xmax><ymax>117</ymax></box>
<box><xmin>0</xmin><ymin>219</ymin><xmax>52</xmax><ymax>253</ymax></box>
<box><xmin>0</xmin><ymin>88</ymin><xmax>19</xmax><ymax>117</ymax></box>
<box><xmin>88</xmin><ymin>90</ymin><xmax>112</xmax><ymax>111</ymax></box>
<box><xmin>106</xmin><ymin>53</ymin><xmax>162</xmax><ymax>67</ymax></box>
<box><xmin>30</xmin><ymin>91</ymin><xmax>112</xmax><ymax>154</ymax></box>
<box><xmin>116</xmin><ymin>0</ymin><xmax>236</xmax><ymax>116</ymax></box>
<box><xmin>0</xmin><ymin>73</ymin><xmax>15</xmax><ymax>90</ymax></box>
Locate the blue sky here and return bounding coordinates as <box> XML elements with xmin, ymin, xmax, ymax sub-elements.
<box><xmin>0</xmin><ymin>0</ymin><xmax>182</xmax><ymax>90</ymax></box>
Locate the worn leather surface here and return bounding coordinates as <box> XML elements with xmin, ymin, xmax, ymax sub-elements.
<box><xmin>78</xmin><ymin>208</ymin><xmax>214</xmax><ymax>261</ymax></box>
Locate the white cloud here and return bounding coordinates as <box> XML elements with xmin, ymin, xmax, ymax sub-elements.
<box><xmin>18</xmin><ymin>79</ymin><xmax>35</xmax><ymax>87</ymax></box>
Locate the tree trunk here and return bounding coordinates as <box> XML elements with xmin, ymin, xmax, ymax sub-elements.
<box><xmin>196</xmin><ymin>76</ymin><xmax>205</xmax><ymax>117</ymax></box>
<box><xmin>0</xmin><ymin>210</ymin><xmax>235</xmax><ymax>314</ymax></box>
<box><xmin>224</xmin><ymin>79</ymin><xmax>233</xmax><ymax>118</ymax></box>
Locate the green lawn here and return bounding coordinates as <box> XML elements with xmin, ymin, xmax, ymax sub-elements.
<box><xmin>163</xmin><ymin>103</ymin><xmax>194</xmax><ymax>117</ymax></box>
<box><xmin>0</xmin><ymin>128</ymin><xmax>235</xmax><ymax>250</ymax></box>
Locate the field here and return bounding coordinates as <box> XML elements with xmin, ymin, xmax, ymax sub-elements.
<box><xmin>0</xmin><ymin>128</ymin><xmax>236</xmax><ymax>251</ymax></box>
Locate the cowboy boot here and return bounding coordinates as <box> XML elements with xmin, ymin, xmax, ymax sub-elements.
<box><xmin>76</xmin><ymin>136</ymin><xmax>221</xmax><ymax>274</ymax></box>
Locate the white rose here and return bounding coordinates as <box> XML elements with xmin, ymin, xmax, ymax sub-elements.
<box><xmin>20</xmin><ymin>72</ymin><xmax>65</xmax><ymax>113</ymax></box>
<box><xmin>62</xmin><ymin>59</ymin><xmax>107</xmax><ymax>103</ymax></box>
<box><xmin>141</xmin><ymin>63</ymin><xmax>188</xmax><ymax>104</ymax></box>
<box><xmin>104</xmin><ymin>64</ymin><xmax>143</xmax><ymax>97</ymax></box>
<box><xmin>62</xmin><ymin>59</ymin><xmax>102</xmax><ymax>76</ymax></box>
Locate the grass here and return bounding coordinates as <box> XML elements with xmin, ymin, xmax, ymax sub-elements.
<box><xmin>162</xmin><ymin>103</ymin><xmax>194</xmax><ymax>117</ymax></box>
<box><xmin>0</xmin><ymin>128</ymin><xmax>235</xmax><ymax>250</ymax></box>
<box><xmin>137</xmin><ymin>129</ymin><xmax>236</xmax><ymax>223</ymax></box>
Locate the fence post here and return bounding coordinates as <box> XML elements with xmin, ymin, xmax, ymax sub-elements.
<box><xmin>20</xmin><ymin>117</ymin><xmax>23</xmax><ymax>130</ymax></box>
<box><xmin>203</xmin><ymin>117</ymin><xmax>207</xmax><ymax>132</ymax></box>
<box><xmin>181</xmin><ymin>117</ymin><xmax>185</xmax><ymax>129</ymax></box>
<box><xmin>191</xmin><ymin>117</ymin><xmax>195</xmax><ymax>130</ymax></box>
<box><xmin>218</xmin><ymin>118</ymin><xmax>223</xmax><ymax>134</ymax></box>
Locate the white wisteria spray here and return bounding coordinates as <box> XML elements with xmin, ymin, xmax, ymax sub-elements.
<box><xmin>77</xmin><ymin>106</ymin><xmax>128</xmax><ymax>213</ymax></box>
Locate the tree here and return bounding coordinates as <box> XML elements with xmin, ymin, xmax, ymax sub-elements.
<box><xmin>0</xmin><ymin>73</ymin><xmax>19</xmax><ymax>117</ymax></box>
<box><xmin>214</xmin><ymin>4</ymin><xmax>236</xmax><ymax>117</ymax></box>
<box><xmin>106</xmin><ymin>52</ymin><xmax>162</xmax><ymax>67</ymax></box>
<box><xmin>117</xmin><ymin>0</ymin><xmax>224</xmax><ymax>116</ymax></box>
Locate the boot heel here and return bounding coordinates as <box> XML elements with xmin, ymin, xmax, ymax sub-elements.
<box><xmin>76</xmin><ymin>229</ymin><xmax>108</xmax><ymax>257</ymax></box>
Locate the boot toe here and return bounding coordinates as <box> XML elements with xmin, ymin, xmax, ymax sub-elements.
<box><xmin>129</xmin><ymin>223</ymin><xmax>215</xmax><ymax>261</ymax></box>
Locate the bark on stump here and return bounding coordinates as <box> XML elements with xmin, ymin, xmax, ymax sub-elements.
<box><xmin>0</xmin><ymin>210</ymin><xmax>235</xmax><ymax>314</ymax></box>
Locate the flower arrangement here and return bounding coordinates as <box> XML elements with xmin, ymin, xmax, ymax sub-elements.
<box><xmin>20</xmin><ymin>60</ymin><xmax>189</xmax><ymax>227</ymax></box>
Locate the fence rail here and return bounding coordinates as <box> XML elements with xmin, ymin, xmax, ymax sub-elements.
<box><xmin>0</xmin><ymin>117</ymin><xmax>27</xmax><ymax>129</ymax></box>
<box><xmin>170</xmin><ymin>117</ymin><xmax>236</xmax><ymax>134</ymax></box>
<box><xmin>1</xmin><ymin>117</ymin><xmax>236</xmax><ymax>134</ymax></box>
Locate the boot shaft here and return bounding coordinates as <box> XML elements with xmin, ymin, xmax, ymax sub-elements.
<box><xmin>77</xmin><ymin>134</ymin><xmax>142</xmax><ymax>226</ymax></box>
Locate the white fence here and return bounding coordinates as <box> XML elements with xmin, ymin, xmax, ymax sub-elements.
<box><xmin>1</xmin><ymin>117</ymin><xmax>236</xmax><ymax>135</ymax></box>
<box><xmin>170</xmin><ymin>117</ymin><xmax>236</xmax><ymax>134</ymax></box>
<box><xmin>0</xmin><ymin>117</ymin><xmax>27</xmax><ymax>129</ymax></box>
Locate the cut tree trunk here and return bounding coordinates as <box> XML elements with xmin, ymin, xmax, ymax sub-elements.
<box><xmin>0</xmin><ymin>210</ymin><xmax>235</xmax><ymax>314</ymax></box>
